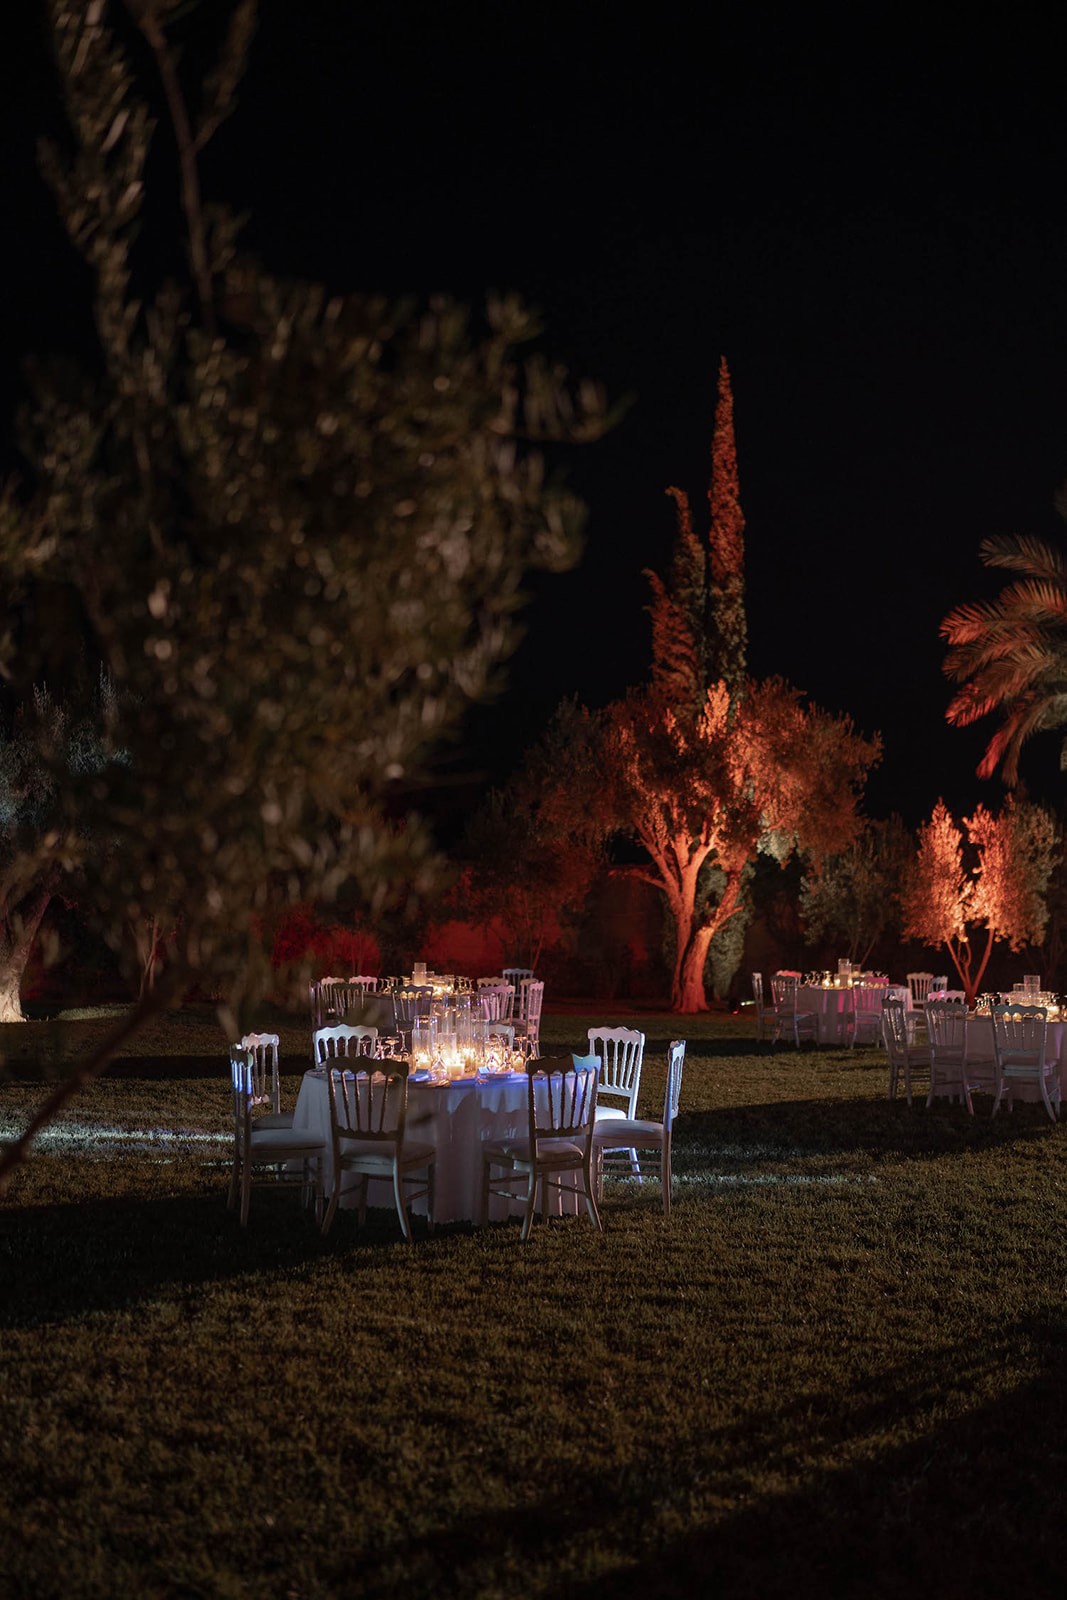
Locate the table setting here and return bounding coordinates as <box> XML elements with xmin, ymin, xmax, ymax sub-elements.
<box><xmin>294</xmin><ymin>968</ymin><xmax>580</xmax><ymax>1224</ymax></box>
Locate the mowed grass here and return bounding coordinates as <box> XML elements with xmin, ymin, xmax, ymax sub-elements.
<box><xmin>1</xmin><ymin>1005</ymin><xmax>1066</xmax><ymax>1600</ymax></box>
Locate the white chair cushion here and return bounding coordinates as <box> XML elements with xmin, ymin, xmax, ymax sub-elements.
<box><xmin>249</xmin><ymin>1127</ymin><xmax>324</xmax><ymax>1155</ymax></box>
<box><xmin>591</xmin><ymin>1119</ymin><xmax>664</xmax><ymax>1144</ymax></box>
<box><xmin>338</xmin><ymin>1136</ymin><xmax>435</xmax><ymax>1167</ymax></box>
<box><xmin>483</xmin><ymin>1137</ymin><xmax>585</xmax><ymax>1166</ymax></box>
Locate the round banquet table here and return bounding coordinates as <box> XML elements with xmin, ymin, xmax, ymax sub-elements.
<box><xmin>293</xmin><ymin>1069</ymin><xmax>582</xmax><ymax>1225</ymax></box>
<box><xmin>796</xmin><ymin>984</ymin><xmax>897</xmax><ymax>1045</ymax></box>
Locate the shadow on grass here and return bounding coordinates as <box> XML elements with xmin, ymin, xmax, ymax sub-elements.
<box><xmin>0</xmin><ymin>1188</ymin><xmax>422</xmax><ymax>1327</ymax></box>
<box><xmin>345</xmin><ymin>1311</ymin><xmax>1067</xmax><ymax>1600</ymax></box>
<box><xmin>102</xmin><ymin>1053</ymin><xmax>228</xmax><ymax>1082</ymax></box>
<box><xmin>675</xmin><ymin>1092</ymin><xmax>1061</xmax><ymax>1177</ymax></box>
<box><xmin>1</xmin><ymin>1053</ymin><xmax>230</xmax><ymax>1086</ymax></box>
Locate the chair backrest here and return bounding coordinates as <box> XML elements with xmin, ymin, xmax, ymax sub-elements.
<box><xmin>664</xmin><ymin>1040</ymin><xmax>686</xmax><ymax>1131</ymax></box>
<box><xmin>310</xmin><ymin>976</ymin><xmax>350</xmax><ymax>1027</ymax></box>
<box><xmin>880</xmin><ymin>997</ymin><xmax>911</xmax><ymax>1060</ymax></box>
<box><xmin>477</xmin><ymin>1020</ymin><xmax>516</xmax><ymax>1050</ymax></box>
<box><xmin>526</xmin><ymin>1055</ymin><xmax>598</xmax><ymax>1144</ymax></box>
<box><xmin>907</xmin><ymin>972</ymin><xmax>933</xmax><ymax>1006</ymax></box>
<box><xmin>926</xmin><ymin>1001</ymin><xmax>968</xmax><ymax>1054</ymax></box>
<box><xmin>928</xmin><ymin>989</ymin><xmax>966</xmax><ymax>1004</ymax></box>
<box><xmin>931</xmin><ymin>975</ymin><xmax>948</xmax><ymax>992</ymax></box>
<box><xmin>503</xmin><ymin>967</ymin><xmax>534</xmax><ymax>988</ymax></box>
<box><xmin>393</xmin><ymin>986</ymin><xmax>433</xmax><ymax>1026</ymax></box>
<box><xmin>326</xmin><ymin>1058</ymin><xmax>410</xmax><ymax>1145</ymax></box>
<box><xmin>238</xmin><ymin>1032</ymin><xmax>281</xmax><ymax>1114</ymax></box>
<box><xmin>331</xmin><ymin>981</ymin><xmax>371</xmax><ymax>1019</ymax></box>
<box><xmin>476</xmin><ymin>975</ymin><xmax>504</xmax><ymax>987</ymax></box>
<box><xmin>991</xmin><ymin>1003</ymin><xmax>1048</xmax><ymax>1064</ymax></box>
<box><xmin>516</xmin><ymin>978</ymin><xmax>544</xmax><ymax>1027</ymax></box>
<box><xmin>230</xmin><ymin>1045</ymin><xmax>274</xmax><ymax>1149</ymax></box>
<box><xmin>349</xmin><ymin>974</ymin><xmax>378</xmax><ymax>993</ymax></box>
<box><xmin>751</xmin><ymin>972</ymin><xmax>764</xmax><ymax>1015</ymax></box>
<box><xmin>770</xmin><ymin>973</ymin><xmax>799</xmax><ymax>1010</ymax></box>
<box><xmin>478</xmin><ymin>984</ymin><xmax>515</xmax><ymax>1022</ymax></box>
<box><xmin>313</xmin><ymin>1023</ymin><xmax>379</xmax><ymax>1062</ymax></box>
<box><xmin>587</xmin><ymin>1026</ymin><xmax>645</xmax><ymax>1114</ymax></box>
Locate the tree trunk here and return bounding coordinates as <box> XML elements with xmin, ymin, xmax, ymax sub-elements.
<box><xmin>0</xmin><ymin>884</ymin><xmax>54</xmax><ymax>1023</ymax></box>
<box><xmin>674</xmin><ymin>924</ymin><xmax>715</xmax><ymax>1011</ymax></box>
<box><xmin>0</xmin><ymin>954</ymin><xmax>27</xmax><ymax>1023</ymax></box>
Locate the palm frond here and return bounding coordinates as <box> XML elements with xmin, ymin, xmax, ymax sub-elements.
<box><xmin>944</xmin><ymin>531</ymin><xmax>1067</xmax><ymax>781</ymax></box>
<box><xmin>979</xmin><ymin>533</ymin><xmax>1067</xmax><ymax>584</ymax></box>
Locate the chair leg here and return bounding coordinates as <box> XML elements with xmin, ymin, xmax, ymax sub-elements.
<box><xmin>662</xmin><ymin>1139</ymin><xmax>672</xmax><ymax>1219</ymax></box>
<box><xmin>1040</xmin><ymin>1074</ymin><xmax>1057</xmax><ymax>1122</ymax></box>
<box><xmin>239</xmin><ymin>1162</ymin><xmax>252</xmax><ymax>1227</ymax></box>
<box><xmin>393</xmin><ymin>1163</ymin><xmax>414</xmax><ymax>1244</ymax></box>
<box><xmin>309</xmin><ymin>1158</ymin><xmax>324</xmax><ymax>1225</ymax></box>
<box><xmin>520</xmin><ymin>1171</ymin><xmax>538</xmax><ymax>1241</ymax></box>
<box><xmin>583</xmin><ymin>1161</ymin><xmax>603</xmax><ymax>1233</ymax></box>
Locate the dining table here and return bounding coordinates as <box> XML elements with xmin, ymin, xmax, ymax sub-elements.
<box><xmin>293</xmin><ymin>1067</ymin><xmax>582</xmax><ymax>1225</ymax></box>
<box><xmin>795</xmin><ymin>983</ymin><xmax>901</xmax><ymax>1045</ymax></box>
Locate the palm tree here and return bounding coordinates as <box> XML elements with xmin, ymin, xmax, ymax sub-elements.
<box><xmin>942</xmin><ymin>533</ymin><xmax>1067</xmax><ymax>783</ymax></box>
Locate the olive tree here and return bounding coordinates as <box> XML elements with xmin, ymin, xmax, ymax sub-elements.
<box><xmin>0</xmin><ymin>1</ymin><xmax>607</xmax><ymax>1184</ymax></box>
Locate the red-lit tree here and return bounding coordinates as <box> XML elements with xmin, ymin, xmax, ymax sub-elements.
<box><xmin>900</xmin><ymin>797</ymin><xmax>1058</xmax><ymax>1003</ymax></box>
<box><xmin>568</xmin><ymin>362</ymin><xmax>879</xmax><ymax>1011</ymax></box>
<box><xmin>606</xmin><ymin>677</ymin><xmax>877</xmax><ymax>1010</ymax></box>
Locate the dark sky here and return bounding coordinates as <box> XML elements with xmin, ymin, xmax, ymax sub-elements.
<box><xmin>5</xmin><ymin>2</ymin><xmax>1067</xmax><ymax>827</ymax></box>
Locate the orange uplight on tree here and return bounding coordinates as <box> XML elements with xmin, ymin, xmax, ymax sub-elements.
<box><xmin>523</xmin><ymin>361</ymin><xmax>880</xmax><ymax>1012</ymax></box>
<box><xmin>900</xmin><ymin>797</ymin><xmax>1058</xmax><ymax>1005</ymax></box>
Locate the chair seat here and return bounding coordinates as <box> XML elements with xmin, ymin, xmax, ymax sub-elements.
<box><xmin>337</xmin><ymin>1136</ymin><xmax>436</xmax><ymax>1169</ymax></box>
<box><xmin>483</xmin><ymin>1136</ymin><xmax>585</xmax><ymax>1167</ymax></box>
<box><xmin>249</xmin><ymin>1127</ymin><xmax>325</xmax><ymax>1155</ymax></box>
<box><xmin>591</xmin><ymin>1118</ymin><xmax>664</xmax><ymax>1145</ymax></box>
<box><xmin>255</xmin><ymin>1111</ymin><xmax>295</xmax><ymax>1130</ymax></box>
<box><xmin>593</xmin><ymin>1105</ymin><xmax>632</xmax><ymax>1122</ymax></box>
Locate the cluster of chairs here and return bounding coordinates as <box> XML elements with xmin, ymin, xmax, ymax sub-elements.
<box><xmin>751</xmin><ymin>970</ymin><xmax>957</xmax><ymax>1051</ymax></box>
<box><xmin>882</xmin><ymin>995</ymin><xmax>1060</xmax><ymax>1120</ymax></box>
<box><xmin>308</xmin><ymin>971</ymin><xmax>545</xmax><ymax>1054</ymax></box>
<box><xmin>228</xmin><ymin>1015</ymin><xmax>687</xmax><ymax>1240</ymax></box>
<box><xmin>750</xmin><ymin>972</ymin><xmax>820</xmax><ymax>1047</ymax></box>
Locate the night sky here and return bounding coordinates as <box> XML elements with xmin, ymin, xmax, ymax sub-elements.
<box><xmin>5</xmin><ymin>2</ymin><xmax>1067</xmax><ymax>828</ymax></box>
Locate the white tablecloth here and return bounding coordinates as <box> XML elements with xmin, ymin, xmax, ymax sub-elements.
<box><xmin>796</xmin><ymin>985</ymin><xmax>892</xmax><ymax>1045</ymax></box>
<box><xmin>293</xmin><ymin>1069</ymin><xmax>582</xmax><ymax>1224</ymax></box>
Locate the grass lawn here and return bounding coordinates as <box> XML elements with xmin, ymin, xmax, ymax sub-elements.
<box><xmin>2</xmin><ymin>1004</ymin><xmax>1065</xmax><ymax>1599</ymax></box>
